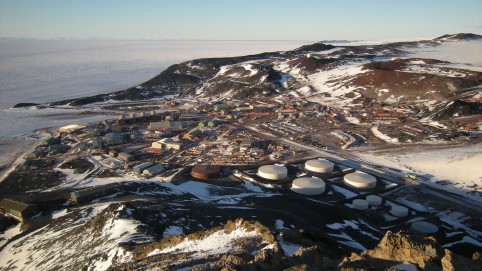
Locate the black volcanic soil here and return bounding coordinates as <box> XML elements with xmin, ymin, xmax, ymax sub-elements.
<box><xmin>432</xmin><ymin>99</ymin><xmax>482</xmax><ymax>120</ymax></box>
<box><xmin>435</xmin><ymin>33</ymin><xmax>482</xmax><ymax>41</ymax></box>
<box><xmin>344</xmin><ymin>59</ymin><xmax>482</xmax><ymax>101</ymax></box>
<box><xmin>363</xmin><ymin>58</ymin><xmax>450</xmax><ymax>71</ymax></box>
<box><xmin>290</xmin><ymin>42</ymin><xmax>335</xmax><ymax>53</ymax></box>
<box><xmin>288</xmin><ymin>56</ymin><xmax>338</xmax><ymax>74</ymax></box>
<box><xmin>59</xmin><ymin>158</ymin><xmax>94</xmax><ymax>174</ymax></box>
<box><xmin>0</xmin><ymin>170</ymin><xmax>65</xmax><ymax>198</ymax></box>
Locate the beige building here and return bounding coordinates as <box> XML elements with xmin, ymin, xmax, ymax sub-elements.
<box><xmin>152</xmin><ymin>138</ymin><xmax>183</xmax><ymax>150</ymax></box>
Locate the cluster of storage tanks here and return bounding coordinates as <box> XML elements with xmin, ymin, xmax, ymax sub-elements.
<box><xmin>351</xmin><ymin>195</ymin><xmax>409</xmax><ymax>217</ymax></box>
<box><xmin>256</xmin><ymin>158</ymin><xmax>379</xmax><ymax>196</ymax></box>
<box><xmin>189</xmin><ymin>159</ymin><xmax>438</xmax><ymax>235</ymax></box>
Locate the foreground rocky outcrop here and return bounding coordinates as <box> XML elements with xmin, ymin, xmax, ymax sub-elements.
<box><xmin>337</xmin><ymin>231</ymin><xmax>481</xmax><ymax>271</ymax></box>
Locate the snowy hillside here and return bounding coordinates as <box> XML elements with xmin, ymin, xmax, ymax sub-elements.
<box><xmin>0</xmin><ymin>203</ymin><xmax>149</xmax><ymax>270</ymax></box>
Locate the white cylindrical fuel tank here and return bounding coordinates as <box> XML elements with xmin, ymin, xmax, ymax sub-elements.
<box><xmin>258</xmin><ymin>165</ymin><xmax>288</xmax><ymax>180</ymax></box>
<box><xmin>366</xmin><ymin>195</ymin><xmax>382</xmax><ymax>206</ymax></box>
<box><xmin>343</xmin><ymin>172</ymin><xmax>377</xmax><ymax>189</ymax></box>
<box><xmin>352</xmin><ymin>199</ymin><xmax>369</xmax><ymax>210</ymax></box>
<box><xmin>291</xmin><ymin>177</ymin><xmax>326</xmax><ymax>195</ymax></box>
<box><xmin>304</xmin><ymin>159</ymin><xmax>334</xmax><ymax>173</ymax></box>
<box><xmin>410</xmin><ymin>221</ymin><xmax>439</xmax><ymax>235</ymax></box>
<box><xmin>390</xmin><ymin>205</ymin><xmax>408</xmax><ymax>218</ymax></box>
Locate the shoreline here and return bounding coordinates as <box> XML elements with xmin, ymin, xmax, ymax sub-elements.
<box><xmin>0</xmin><ymin>137</ymin><xmax>43</xmax><ymax>182</ymax></box>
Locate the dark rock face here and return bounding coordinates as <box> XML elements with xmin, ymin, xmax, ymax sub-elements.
<box><xmin>432</xmin><ymin>100</ymin><xmax>482</xmax><ymax>120</ymax></box>
<box><xmin>435</xmin><ymin>33</ymin><xmax>482</xmax><ymax>41</ymax></box>
<box><xmin>290</xmin><ymin>42</ymin><xmax>335</xmax><ymax>53</ymax></box>
<box><xmin>12</xmin><ymin>103</ymin><xmax>40</xmax><ymax>108</ymax></box>
<box><xmin>21</xmin><ymin>33</ymin><xmax>482</xmax><ymax>108</ymax></box>
<box><xmin>288</xmin><ymin>57</ymin><xmax>338</xmax><ymax>74</ymax></box>
<box><xmin>441</xmin><ymin>249</ymin><xmax>482</xmax><ymax>271</ymax></box>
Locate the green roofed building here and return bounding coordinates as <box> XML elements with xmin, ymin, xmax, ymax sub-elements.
<box><xmin>45</xmin><ymin>137</ymin><xmax>60</xmax><ymax>146</ymax></box>
<box><xmin>0</xmin><ymin>199</ymin><xmax>38</xmax><ymax>221</ymax></box>
<box><xmin>198</xmin><ymin>120</ymin><xmax>209</xmax><ymax>128</ymax></box>
<box><xmin>208</xmin><ymin>119</ymin><xmax>220</xmax><ymax>127</ymax></box>
<box><xmin>69</xmin><ymin>184</ymin><xmax>116</xmax><ymax>204</ymax></box>
<box><xmin>214</xmin><ymin>104</ymin><xmax>229</xmax><ymax>111</ymax></box>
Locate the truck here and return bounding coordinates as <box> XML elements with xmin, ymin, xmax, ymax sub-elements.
<box><xmin>405</xmin><ymin>174</ymin><xmax>417</xmax><ymax>180</ymax></box>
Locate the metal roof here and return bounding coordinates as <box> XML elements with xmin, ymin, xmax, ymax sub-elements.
<box><xmin>0</xmin><ymin>199</ymin><xmax>34</xmax><ymax>212</ymax></box>
<box><xmin>71</xmin><ymin>184</ymin><xmax>116</xmax><ymax>198</ymax></box>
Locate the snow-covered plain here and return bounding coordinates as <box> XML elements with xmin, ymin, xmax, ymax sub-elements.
<box><xmin>404</xmin><ymin>40</ymin><xmax>482</xmax><ymax>71</ymax></box>
<box><xmin>354</xmin><ymin>144</ymin><xmax>482</xmax><ymax>203</ymax></box>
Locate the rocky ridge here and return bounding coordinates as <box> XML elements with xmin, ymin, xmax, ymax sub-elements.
<box><xmin>338</xmin><ymin>231</ymin><xmax>481</xmax><ymax>271</ymax></box>
<box><xmin>2</xmin><ymin>200</ymin><xmax>480</xmax><ymax>271</ymax></box>
<box><xmin>38</xmin><ymin>33</ymin><xmax>482</xmax><ymax>121</ymax></box>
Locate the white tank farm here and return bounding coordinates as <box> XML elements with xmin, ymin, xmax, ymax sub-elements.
<box><xmin>352</xmin><ymin>199</ymin><xmax>369</xmax><ymax>210</ymax></box>
<box><xmin>258</xmin><ymin>165</ymin><xmax>288</xmax><ymax>180</ymax></box>
<box><xmin>304</xmin><ymin>159</ymin><xmax>334</xmax><ymax>173</ymax></box>
<box><xmin>390</xmin><ymin>205</ymin><xmax>409</xmax><ymax>218</ymax></box>
<box><xmin>343</xmin><ymin>172</ymin><xmax>377</xmax><ymax>189</ymax></box>
<box><xmin>366</xmin><ymin>195</ymin><xmax>383</xmax><ymax>206</ymax></box>
<box><xmin>410</xmin><ymin>221</ymin><xmax>439</xmax><ymax>235</ymax></box>
<box><xmin>291</xmin><ymin>177</ymin><xmax>326</xmax><ymax>195</ymax></box>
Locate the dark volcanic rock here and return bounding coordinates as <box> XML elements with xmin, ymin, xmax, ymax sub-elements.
<box><xmin>432</xmin><ymin>99</ymin><xmax>482</xmax><ymax>120</ymax></box>
<box><xmin>143</xmin><ymin>64</ymin><xmax>202</xmax><ymax>88</ymax></box>
<box><xmin>288</xmin><ymin>57</ymin><xmax>338</xmax><ymax>74</ymax></box>
<box><xmin>435</xmin><ymin>33</ymin><xmax>482</xmax><ymax>41</ymax></box>
<box><xmin>290</xmin><ymin>42</ymin><xmax>335</xmax><ymax>53</ymax></box>
<box><xmin>441</xmin><ymin>249</ymin><xmax>482</xmax><ymax>271</ymax></box>
<box><xmin>49</xmin><ymin>93</ymin><xmax>109</xmax><ymax>106</ymax></box>
<box><xmin>12</xmin><ymin>103</ymin><xmax>40</xmax><ymax>108</ymax></box>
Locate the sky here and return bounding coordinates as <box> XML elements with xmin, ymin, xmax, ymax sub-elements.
<box><xmin>0</xmin><ymin>0</ymin><xmax>481</xmax><ymax>41</ymax></box>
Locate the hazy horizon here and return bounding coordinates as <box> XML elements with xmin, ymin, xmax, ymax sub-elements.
<box><xmin>1</xmin><ymin>0</ymin><xmax>481</xmax><ymax>41</ymax></box>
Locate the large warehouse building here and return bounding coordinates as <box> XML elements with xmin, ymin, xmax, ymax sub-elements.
<box><xmin>257</xmin><ymin>165</ymin><xmax>288</xmax><ymax>180</ymax></box>
<box><xmin>304</xmin><ymin>159</ymin><xmax>334</xmax><ymax>174</ymax></box>
<box><xmin>291</xmin><ymin>177</ymin><xmax>326</xmax><ymax>195</ymax></box>
<box><xmin>343</xmin><ymin>172</ymin><xmax>377</xmax><ymax>190</ymax></box>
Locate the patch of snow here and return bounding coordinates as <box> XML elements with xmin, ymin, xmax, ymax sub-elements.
<box><xmin>391</xmin><ymin>262</ymin><xmax>419</xmax><ymax>271</ymax></box>
<box><xmin>240</xmin><ymin>64</ymin><xmax>258</xmax><ymax>77</ymax></box>
<box><xmin>275</xmin><ymin>219</ymin><xmax>287</xmax><ymax>230</ymax></box>
<box><xmin>163</xmin><ymin>226</ymin><xmax>184</xmax><ymax>237</ymax></box>
<box><xmin>309</xmin><ymin>63</ymin><xmax>367</xmax><ymax>98</ymax></box>
<box><xmin>331</xmin><ymin>184</ymin><xmax>358</xmax><ymax>198</ymax></box>
<box><xmin>443</xmin><ymin>235</ymin><xmax>482</xmax><ymax>248</ymax></box>
<box><xmin>328</xmin><ymin>231</ymin><xmax>366</xmax><ymax>250</ymax></box>
<box><xmin>371</xmin><ymin>127</ymin><xmax>399</xmax><ymax>144</ymax></box>
<box><xmin>0</xmin><ymin>223</ymin><xmax>22</xmax><ymax>247</ymax></box>
<box><xmin>160</xmin><ymin>180</ymin><xmax>277</xmax><ymax>204</ymax></box>
<box><xmin>243</xmin><ymin>180</ymin><xmax>264</xmax><ymax>193</ymax></box>
<box><xmin>148</xmin><ymin>222</ymin><xmax>259</xmax><ymax>259</ymax></box>
<box><xmin>296</xmin><ymin>86</ymin><xmax>312</xmax><ymax>96</ymax></box>
<box><xmin>399</xmin><ymin>65</ymin><xmax>467</xmax><ymax>78</ymax></box>
<box><xmin>276</xmin><ymin>235</ymin><xmax>301</xmax><ymax>256</ymax></box>
<box><xmin>51</xmin><ymin>209</ymin><xmax>68</xmax><ymax>219</ymax></box>
<box><xmin>345</xmin><ymin>115</ymin><xmax>361</xmax><ymax>124</ymax></box>
<box><xmin>424</xmin><ymin>121</ymin><xmax>448</xmax><ymax>130</ymax></box>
